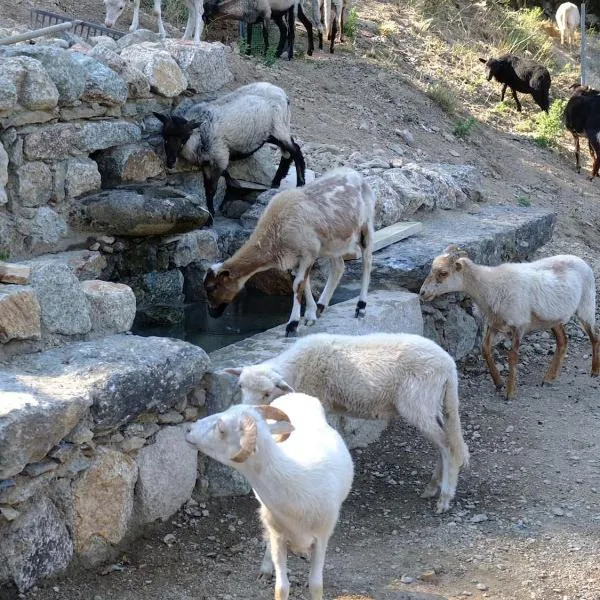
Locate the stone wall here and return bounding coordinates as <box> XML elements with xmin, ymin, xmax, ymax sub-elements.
<box><xmin>0</xmin><ymin>334</ymin><xmax>210</xmax><ymax>591</ymax></box>
<box><xmin>0</xmin><ymin>29</ymin><xmax>232</xmax><ymax>262</ymax></box>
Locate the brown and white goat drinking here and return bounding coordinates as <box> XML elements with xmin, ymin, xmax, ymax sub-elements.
<box><xmin>203</xmin><ymin>167</ymin><xmax>374</xmax><ymax>336</ymax></box>
<box><xmin>420</xmin><ymin>245</ymin><xmax>599</xmax><ymax>399</ymax></box>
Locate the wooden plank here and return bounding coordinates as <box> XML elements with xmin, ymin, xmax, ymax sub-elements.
<box><xmin>344</xmin><ymin>221</ymin><xmax>423</xmax><ymax>260</ymax></box>
<box><xmin>0</xmin><ymin>262</ymin><xmax>32</xmax><ymax>285</ymax></box>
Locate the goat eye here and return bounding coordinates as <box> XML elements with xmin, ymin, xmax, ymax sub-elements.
<box><xmin>439</xmin><ymin>271</ymin><xmax>449</xmax><ymax>278</ymax></box>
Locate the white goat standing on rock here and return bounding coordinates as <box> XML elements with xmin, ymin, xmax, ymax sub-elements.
<box><xmin>186</xmin><ymin>394</ymin><xmax>353</xmax><ymax>600</ymax></box>
<box><xmin>556</xmin><ymin>2</ymin><xmax>580</xmax><ymax>48</ymax></box>
<box><xmin>203</xmin><ymin>167</ymin><xmax>374</xmax><ymax>336</ymax></box>
<box><xmin>103</xmin><ymin>0</ymin><xmax>204</xmax><ymax>43</ymax></box>
<box><xmin>420</xmin><ymin>245</ymin><xmax>600</xmax><ymax>399</ymax></box>
<box><xmin>226</xmin><ymin>332</ymin><xmax>470</xmax><ymax>513</ymax></box>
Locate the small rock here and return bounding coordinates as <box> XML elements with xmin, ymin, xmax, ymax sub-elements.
<box><xmin>470</xmin><ymin>513</ymin><xmax>488</xmax><ymax>523</ymax></box>
<box><xmin>399</xmin><ymin>128</ymin><xmax>415</xmax><ymax>146</ymax></box>
<box><xmin>163</xmin><ymin>533</ymin><xmax>176</xmax><ymax>546</ymax></box>
<box><xmin>183</xmin><ymin>407</ymin><xmax>199</xmax><ymax>421</ymax></box>
<box><xmin>400</xmin><ymin>575</ymin><xmax>413</xmax><ymax>584</ymax></box>
<box><xmin>120</xmin><ymin>436</ymin><xmax>146</xmax><ymax>452</ymax></box>
<box><xmin>189</xmin><ymin>388</ymin><xmax>206</xmax><ymax>407</ymax></box>
<box><xmin>476</xmin><ymin>583</ymin><xmax>488</xmax><ymax>591</ymax></box>
<box><xmin>23</xmin><ymin>460</ymin><xmax>58</xmax><ymax>477</ymax></box>
<box><xmin>98</xmin><ymin>235</ymin><xmax>115</xmax><ymax>245</ymax></box>
<box><xmin>448</xmin><ymin>149</ymin><xmax>461</xmax><ymax>157</ymax></box>
<box><xmin>552</xmin><ymin>507</ymin><xmax>565</xmax><ymax>517</ymax></box>
<box><xmin>110</xmin><ymin>433</ymin><xmax>125</xmax><ymax>444</ymax></box>
<box><xmin>65</xmin><ymin>423</ymin><xmax>94</xmax><ymax>445</ymax></box>
<box><xmin>420</xmin><ymin>569</ymin><xmax>437</xmax><ymax>583</ymax></box>
<box><xmin>158</xmin><ymin>411</ymin><xmax>184</xmax><ymax>424</ymax></box>
<box><xmin>0</xmin><ymin>505</ymin><xmax>20</xmax><ymax>521</ymax></box>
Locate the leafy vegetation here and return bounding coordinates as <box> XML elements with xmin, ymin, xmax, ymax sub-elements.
<box><xmin>343</xmin><ymin>7</ymin><xmax>360</xmax><ymax>39</ymax></box>
<box><xmin>453</xmin><ymin>116</ymin><xmax>477</xmax><ymax>139</ymax></box>
<box><xmin>533</xmin><ymin>99</ymin><xmax>567</xmax><ymax>147</ymax></box>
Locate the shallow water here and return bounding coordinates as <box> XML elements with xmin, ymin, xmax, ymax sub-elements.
<box><xmin>131</xmin><ymin>286</ymin><xmax>359</xmax><ymax>353</ymax></box>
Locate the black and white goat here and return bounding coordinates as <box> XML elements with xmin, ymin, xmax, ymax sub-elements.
<box><xmin>563</xmin><ymin>83</ymin><xmax>600</xmax><ymax>179</ymax></box>
<box><xmin>479</xmin><ymin>54</ymin><xmax>551</xmax><ymax>113</ymax></box>
<box><xmin>154</xmin><ymin>82</ymin><xmax>305</xmax><ymax>217</ymax></box>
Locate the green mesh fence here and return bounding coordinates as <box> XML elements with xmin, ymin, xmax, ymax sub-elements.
<box><xmin>239</xmin><ymin>21</ymin><xmax>281</xmax><ymax>55</ymax></box>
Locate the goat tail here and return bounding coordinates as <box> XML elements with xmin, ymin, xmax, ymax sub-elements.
<box><xmin>443</xmin><ymin>366</ymin><xmax>470</xmax><ymax>469</ymax></box>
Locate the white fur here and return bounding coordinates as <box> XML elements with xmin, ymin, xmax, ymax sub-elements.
<box><xmin>186</xmin><ymin>393</ymin><xmax>353</xmax><ymax>600</ymax></box>
<box><xmin>556</xmin><ymin>2</ymin><xmax>580</xmax><ymax>48</ymax></box>
<box><xmin>205</xmin><ymin>167</ymin><xmax>374</xmax><ymax>335</ymax></box>
<box><xmin>103</xmin><ymin>0</ymin><xmax>204</xmax><ymax>43</ymax></box>
<box><xmin>420</xmin><ymin>249</ymin><xmax>599</xmax><ymax>397</ymax></box>
<box><xmin>230</xmin><ymin>332</ymin><xmax>469</xmax><ymax>513</ymax></box>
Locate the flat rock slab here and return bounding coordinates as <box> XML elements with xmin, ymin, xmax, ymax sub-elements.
<box><xmin>208</xmin><ymin>290</ymin><xmax>423</xmax><ymax>371</ymax></box>
<box><xmin>344</xmin><ymin>205</ymin><xmax>556</xmax><ymax>291</ymax></box>
<box><xmin>0</xmin><ymin>336</ymin><xmax>210</xmax><ymax>471</ymax></box>
<box><xmin>70</xmin><ymin>184</ymin><xmax>211</xmax><ymax>236</ymax></box>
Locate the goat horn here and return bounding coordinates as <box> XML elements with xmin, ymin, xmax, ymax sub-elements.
<box><xmin>231</xmin><ymin>414</ymin><xmax>257</xmax><ymax>463</ymax></box>
<box><xmin>255</xmin><ymin>405</ymin><xmax>293</xmax><ymax>443</ymax></box>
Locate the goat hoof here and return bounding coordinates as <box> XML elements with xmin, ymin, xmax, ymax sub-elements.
<box><xmin>285</xmin><ymin>321</ymin><xmax>299</xmax><ymax>337</ymax></box>
<box><xmin>316</xmin><ymin>303</ymin><xmax>326</xmax><ymax>317</ymax></box>
<box><xmin>355</xmin><ymin>300</ymin><xmax>367</xmax><ymax>318</ymax></box>
<box><xmin>420</xmin><ymin>483</ymin><xmax>439</xmax><ymax>499</ymax></box>
<box><xmin>435</xmin><ymin>496</ymin><xmax>452</xmax><ymax>513</ymax></box>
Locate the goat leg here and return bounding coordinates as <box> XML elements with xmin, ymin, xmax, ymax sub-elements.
<box><xmin>482</xmin><ymin>327</ymin><xmax>504</xmax><ymax>391</ymax></box>
<box><xmin>500</xmin><ymin>83</ymin><xmax>507</xmax><ymax>101</ymax></box>
<box><xmin>574</xmin><ymin>134</ymin><xmax>581</xmax><ymax>173</ymax></box>
<box><xmin>273</xmin><ymin>11</ymin><xmax>288</xmax><ymax>57</ymax></box>
<box><xmin>581</xmin><ymin>320</ymin><xmax>600</xmax><ymax>376</ymax></box>
<box><xmin>506</xmin><ymin>327</ymin><xmax>521</xmax><ymax>400</ymax></box>
<box><xmin>297</xmin><ymin>4</ymin><xmax>314</xmax><ymax>56</ymax></box>
<box><xmin>542</xmin><ymin>324</ymin><xmax>567</xmax><ymax>383</ymax></box>
<box><xmin>510</xmin><ymin>87</ymin><xmax>522</xmax><ymax>112</ymax></box>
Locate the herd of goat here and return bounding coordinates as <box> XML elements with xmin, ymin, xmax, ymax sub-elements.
<box><xmin>100</xmin><ymin>1</ymin><xmax>600</xmax><ymax>598</ymax></box>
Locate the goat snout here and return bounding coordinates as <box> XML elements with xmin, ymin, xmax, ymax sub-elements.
<box><xmin>207</xmin><ymin>303</ymin><xmax>228</xmax><ymax>319</ymax></box>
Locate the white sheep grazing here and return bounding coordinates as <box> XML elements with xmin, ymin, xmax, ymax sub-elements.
<box><xmin>103</xmin><ymin>0</ymin><xmax>204</xmax><ymax>43</ymax></box>
<box><xmin>225</xmin><ymin>332</ymin><xmax>470</xmax><ymax>513</ymax></box>
<box><xmin>204</xmin><ymin>167</ymin><xmax>374</xmax><ymax>336</ymax></box>
<box><xmin>556</xmin><ymin>2</ymin><xmax>580</xmax><ymax>48</ymax></box>
<box><xmin>186</xmin><ymin>394</ymin><xmax>353</xmax><ymax>600</ymax></box>
<box><xmin>420</xmin><ymin>245</ymin><xmax>600</xmax><ymax>399</ymax></box>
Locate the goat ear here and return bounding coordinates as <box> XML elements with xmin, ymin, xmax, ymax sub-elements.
<box><xmin>153</xmin><ymin>112</ymin><xmax>169</xmax><ymax>124</ymax></box>
<box><xmin>217</xmin><ymin>269</ymin><xmax>231</xmax><ymax>280</ymax></box>
<box><xmin>479</xmin><ymin>57</ymin><xmax>487</xmax><ymax>64</ymax></box>
<box><xmin>275</xmin><ymin>379</ymin><xmax>295</xmax><ymax>394</ymax></box>
<box><xmin>444</xmin><ymin>244</ymin><xmax>458</xmax><ymax>254</ymax></box>
<box><xmin>223</xmin><ymin>367</ymin><xmax>243</xmax><ymax>377</ymax></box>
<box><xmin>455</xmin><ymin>257</ymin><xmax>467</xmax><ymax>271</ymax></box>
<box><xmin>187</xmin><ymin>120</ymin><xmax>201</xmax><ymax>131</ymax></box>
<box><xmin>268</xmin><ymin>421</ymin><xmax>295</xmax><ymax>438</ymax></box>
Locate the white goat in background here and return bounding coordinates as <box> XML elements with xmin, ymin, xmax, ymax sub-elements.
<box><xmin>186</xmin><ymin>394</ymin><xmax>353</xmax><ymax>600</ymax></box>
<box><xmin>103</xmin><ymin>0</ymin><xmax>204</xmax><ymax>43</ymax></box>
<box><xmin>556</xmin><ymin>2</ymin><xmax>580</xmax><ymax>48</ymax></box>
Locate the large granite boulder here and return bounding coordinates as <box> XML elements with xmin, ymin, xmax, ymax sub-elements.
<box><xmin>70</xmin><ymin>53</ymin><xmax>129</xmax><ymax>106</ymax></box>
<box><xmin>81</xmin><ymin>280</ymin><xmax>137</xmax><ymax>335</ymax></box>
<box><xmin>120</xmin><ymin>42</ymin><xmax>187</xmax><ymax>97</ymax></box>
<box><xmin>0</xmin><ymin>45</ymin><xmax>86</xmax><ymax>105</ymax></box>
<box><xmin>95</xmin><ymin>143</ymin><xmax>164</xmax><ymax>186</ymax></box>
<box><xmin>70</xmin><ymin>185</ymin><xmax>211</xmax><ymax>236</ymax></box>
<box><xmin>365</xmin><ymin>163</ymin><xmax>483</xmax><ymax>229</ymax></box>
<box><xmin>0</xmin><ymin>284</ymin><xmax>41</xmax><ymax>344</ymax></box>
<box><xmin>0</xmin><ymin>56</ymin><xmax>59</xmax><ymax>112</ymax></box>
<box><xmin>163</xmin><ymin>40</ymin><xmax>233</xmax><ymax>93</ymax></box>
<box><xmin>23</xmin><ymin>120</ymin><xmax>141</xmax><ymax>161</ymax></box>
<box><xmin>0</xmin><ymin>497</ymin><xmax>73</xmax><ymax>591</ymax></box>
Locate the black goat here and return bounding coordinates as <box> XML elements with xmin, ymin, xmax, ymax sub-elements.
<box><xmin>563</xmin><ymin>83</ymin><xmax>600</xmax><ymax>180</ymax></box>
<box><xmin>479</xmin><ymin>54</ymin><xmax>551</xmax><ymax>113</ymax></box>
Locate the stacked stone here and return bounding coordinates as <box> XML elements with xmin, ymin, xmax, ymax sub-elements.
<box><xmin>0</xmin><ymin>334</ymin><xmax>210</xmax><ymax>591</ymax></box>
<box><xmin>0</xmin><ymin>30</ymin><xmax>233</xmax><ymax>260</ymax></box>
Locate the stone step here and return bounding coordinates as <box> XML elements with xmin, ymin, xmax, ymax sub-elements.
<box><xmin>17</xmin><ymin>249</ymin><xmax>107</xmax><ymax>281</ymax></box>
<box><xmin>343</xmin><ymin>205</ymin><xmax>556</xmax><ymax>291</ymax></box>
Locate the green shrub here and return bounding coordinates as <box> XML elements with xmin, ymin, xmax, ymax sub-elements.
<box><xmin>453</xmin><ymin>116</ymin><xmax>477</xmax><ymax>139</ymax></box>
<box><xmin>343</xmin><ymin>7</ymin><xmax>359</xmax><ymax>38</ymax></box>
<box><xmin>533</xmin><ymin>99</ymin><xmax>566</xmax><ymax>148</ymax></box>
